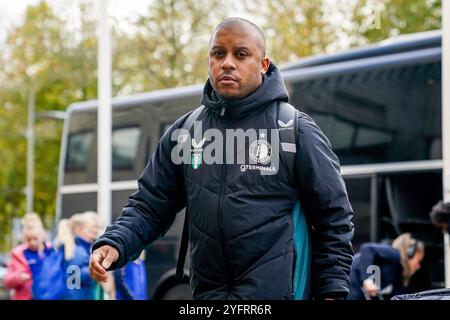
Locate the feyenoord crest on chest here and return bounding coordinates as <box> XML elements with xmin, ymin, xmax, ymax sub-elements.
<box><xmin>249</xmin><ymin>135</ymin><xmax>272</xmax><ymax>164</ymax></box>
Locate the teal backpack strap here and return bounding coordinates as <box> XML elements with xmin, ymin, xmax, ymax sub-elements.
<box><xmin>175</xmin><ymin>105</ymin><xmax>205</xmax><ymax>280</ymax></box>
<box><xmin>277</xmin><ymin>101</ymin><xmax>299</xmax><ymax>187</ymax></box>
<box><xmin>277</xmin><ymin>102</ymin><xmax>311</xmax><ymax>300</ymax></box>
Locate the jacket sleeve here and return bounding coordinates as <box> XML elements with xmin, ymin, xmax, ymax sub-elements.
<box><xmin>92</xmin><ymin>115</ymin><xmax>189</xmax><ymax>270</ymax></box>
<box><xmin>357</xmin><ymin>243</ymin><xmax>400</xmax><ymax>283</ymax></box>
<box><xmin>295</xmin><ymin>112</ymin><xmax>354</xmax><ymax>299</ymax></box>
<box><xmin>3</xmin><ymin>254</ymin><xmax>26</xmax><ymax>289</ymax></box>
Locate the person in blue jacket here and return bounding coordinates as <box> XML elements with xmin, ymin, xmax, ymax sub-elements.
<box><xmin>114</xmin><ymin>251</ymin><xmax>148</xmax><ymax>300</ymax></box>
<box><xmin>56</xmin><ymin>212</ymin><xmax>101</xmax><ymax>300</ymax></box>
<box><xmin>90</xmin><ymin>17</ymin><xmax>354</xmax><ymax>300</ymax></box>
<box><xmin>4</xmin><ymin>213</ymin><xmax>52</xmax><ymax>300</ymax></box>
<box><xmin>348</xmin><ymin>233</ymin><xmax>424</xmax><ymax>300</ymax></box>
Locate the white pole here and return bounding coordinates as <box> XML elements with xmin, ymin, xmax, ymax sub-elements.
<box><xmin>442</xmin><ymin>0</ymin><xmax>450</xmax><ymax>288</ymax></box>
<box><xmin>26</xmin><ymin>88</ymin><xmax>35</xmax><ymax>213</ymax></box>
<box><xmin>97</xmin><ymin>0</ymin><xmax>112</xmax><ymax>227</ymax></box>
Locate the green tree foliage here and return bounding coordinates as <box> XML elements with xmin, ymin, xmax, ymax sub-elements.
<box><xmin>351</xmin><ymin>0</ymin><xmax>441</xmax><ymax>45</ymax></box>
<box><xmin>0</xmin><ymin>2</ymin><xmax>64</xmax><ymax>251</ymax></box>
<box><xmin>242</xmin><ymin>0</ymin><xmax>441</xmax><ymax>64</ymax></box>
<box><xmin>113</xmin><ymin>0</ymin><xmax>228</xmax><ymax>94</ymax></box>
<box><xmin>0</xmin><ymin>0</ymin><xmax>228</xmax><ymax>250</ymax></box>
<box><xmin>0</xmin><ymin>1</ymin><xmax>99</xmax><ymax>250</ymax></box>
<box><xmin>242</xmin><ymin>0</ymin><xmax>345</xmax><ymax>64</ymax></box>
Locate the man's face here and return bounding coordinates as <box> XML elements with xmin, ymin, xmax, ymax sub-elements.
<box><xmin>208</xmin><ymin>26</ymin><xmax>270</xmax><ymax>100</ymax></box>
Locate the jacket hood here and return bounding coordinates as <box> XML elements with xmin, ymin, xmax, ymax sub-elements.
<box><xmin>201</xmin><ymin>62</ymin><xmax>288</xmax><ymax>119</ymax></box>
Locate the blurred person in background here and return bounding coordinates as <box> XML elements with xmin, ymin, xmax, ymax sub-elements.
<box><xmin>4</xmin><ymin>213</ymin><xmax>51</xmax><ymax>300</ymax></box>
<box><xmin>114</xmin><ymin>251</ymin><xmax>148</xmax><ymax>300</ymax></box>
<box><xmin>55</xmin><ymin>212</ymin><xmax>101</xmax><ymax>299</ymax></box>
<box><xmin>348</xmin><ymin>233</ymin><xmax>424</xmax><ymax>300</ymax></box>
<box><xmin>429</xmin><ymin>200</ymin><xmax>450</xmax><ymax>232</ymax></box>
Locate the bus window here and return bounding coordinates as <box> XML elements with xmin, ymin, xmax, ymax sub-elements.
<box><xmin>292</xmin><ymin>61</ymin><xmax>441</xmax><ymax>166</ymax></box>
<box><xmin>112</xmin><ymin>127</ymin><xmax>141</xmax><ymax>170</ymax></box>
<box><xmin>355</xmin><ymin>127</ymin><xmax>392</xmax><ymax>149</ymax></box>
<box><xmin>351</xmin><ymin>127</ymin><xmax>393</xmax><ymax>163</ymax></box>
<box><xmin>311</xmin><ymin>113</ymin><xmax>355</xmax><ymax>151</ymax></box>
<box><xmin>66</xmin><ymin>131</ymin><xmax>93</xmax><ymax>171</ymax></box>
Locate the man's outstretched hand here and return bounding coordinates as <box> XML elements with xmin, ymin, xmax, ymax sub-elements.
<box><xmin>89</xmin><ymin>245</ymin><xmax>119</xmax><ymax>282</ymax></box>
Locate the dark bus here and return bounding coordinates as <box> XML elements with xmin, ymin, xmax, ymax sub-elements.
<box><xmin>56</xmin><ymin>30</ymin><xmax>444</xmax><ymax>298</ymax></box>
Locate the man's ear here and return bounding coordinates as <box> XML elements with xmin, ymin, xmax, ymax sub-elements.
<box><xmin>261</xmin><ymin>57</ymin><xmax>270</xmax><ymax>75</ymax></box>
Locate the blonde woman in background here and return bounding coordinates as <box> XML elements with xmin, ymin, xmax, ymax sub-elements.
<box><xmin>4</xmin><ymin>213</ymin><xmax>51</xmax><ymax>300</ymax></box>
<box><xmin>348</xmin><ymin>233</ymin><xmax>425</xmax><ymax>300</ymax></box>
<box><xmin>55</xmin><ymin>211</ymin><xmax>103</xmax><ymax>300</ymax></box>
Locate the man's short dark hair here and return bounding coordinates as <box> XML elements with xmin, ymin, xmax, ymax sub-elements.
<box><xmin>209</xmin><ymin>17</ymin><xmax>267</xmax><ymax>58</ymax></box>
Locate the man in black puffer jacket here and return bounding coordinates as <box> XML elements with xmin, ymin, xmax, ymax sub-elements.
<box><xmin>90</xmin><ymin>18</ymin><xmax>354</xmax><ymax>300</ymax></box>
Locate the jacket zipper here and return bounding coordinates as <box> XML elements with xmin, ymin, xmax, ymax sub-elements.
<box><xmin>219</xmin><ymin>154</ymin><xmax>228</xmax><ymax>262</ymax></box>
<box><xmin>218</xmin><ymin>104</ymin><xmax>232</xmax><ymax>289</ymax></box>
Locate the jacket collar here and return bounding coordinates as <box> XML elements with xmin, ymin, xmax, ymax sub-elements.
<box><xmin>75</xmin><ymin>236</ymin><xmax>92</xmax><ymax>249</ymax></box>
<box><xmin>201</xmin><ymin>62</ymin><xmax>288</xmax><ymax>119</ymax></box>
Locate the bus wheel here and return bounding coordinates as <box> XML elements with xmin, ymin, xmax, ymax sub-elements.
<box><xmin>161</xmin><ymin>283</ymin><xmax>193</xmax><ymax>300</ymax></box>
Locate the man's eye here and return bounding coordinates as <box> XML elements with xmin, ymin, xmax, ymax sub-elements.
<box><xmin>237</xmin><ymin>51</ymin><xmax>248</xmax><ymax>57</ymax></box>
<box><xmin>214</xmin><ymin>51</ymin><xmax>225</xmax><ymax>57</ymax></box>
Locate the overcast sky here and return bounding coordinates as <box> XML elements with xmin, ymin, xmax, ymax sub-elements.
<box><xmin>0</xmin><ymin>0</ymin><xmax>154</xmax><ymax>43</ymax></box>
<box><xmin>0</xmin><ymin>0</ymin><xmax>149</xmax><ymax>20</ymax></box>
<box><xmin>0</xmin><ymin>0</ymin><xmax>354</xmax><ymax>53</ymax></box>
<box><xmin>0</xmin><ymin>0</ymin><xmax>41</xmax><ymax>20</ymax></box>
<box><xmin>0</xmin><ymin>0</ymin><xmax>257</xmax><ymax>45</ymax></box>
<box><xmin>0</xmin><ymin>1</ymin><xmax>163</xmax><ymax>47</ymax></box>
<box><xmin>0</xmin><ymin>0</ymin><xmax>256</xmax><ymax>28</ymax></box>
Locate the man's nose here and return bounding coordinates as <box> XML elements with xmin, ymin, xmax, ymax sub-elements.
<box><xmin>221</xmin><ymin>53</ymin><xmax>236</xmax><ymax>70</ymax></box>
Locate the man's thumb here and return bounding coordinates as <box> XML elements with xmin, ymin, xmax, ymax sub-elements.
<box><xmin>101</xmin><ymin>251</ymin><xmax>115</xmax><ymax>269</ymax></box>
